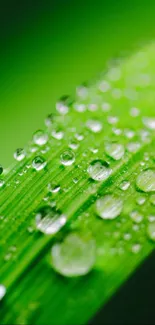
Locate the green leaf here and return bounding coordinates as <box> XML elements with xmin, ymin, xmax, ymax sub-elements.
<box><xmin>0</xmin><ymin>43</ymin><xmax>155</xmax><ymax>324</ymax></box>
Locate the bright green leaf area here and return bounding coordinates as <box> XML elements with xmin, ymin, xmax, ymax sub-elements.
<box><xmin>0</xmin><ymin>43</ymin><xmax>155</xmax><ymax>324</ymax></box>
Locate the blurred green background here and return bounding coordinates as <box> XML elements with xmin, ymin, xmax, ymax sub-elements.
<box><xmin>1</xmin><ymin>0</ymin><xmax>155</xmax><ymax>167</ymax></box>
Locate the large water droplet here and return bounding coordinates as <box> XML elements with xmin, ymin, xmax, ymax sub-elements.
<box><xmin>51</xmin><ymin>233</ymin><xmax>96</xmax><ymax>277</ymax></box>
<box><xmin>95</xmin><ymin>194</ymin><xmax>123</xmax><ymax>220</ymax></box>
<box><xmin>35</xmin><ymin>206</ymin><xmax>66</xmax><ymax>235</ymax></box>
<box><xmin>14</xmin><ymin>148</ymin><xmax>26</xmax><ymax>161</ymax></box>
<box><xmin>87</xmin><ymin>160</ymin><xmax>112</xmax><ymax>181</ymax></box>
<box><xmin>33</xmin><ymin>130</ymin><xmax>48</xmax><ymax>146</ymax></box>
<box><xmin>32</xmin><ymin>156</ymin><xmax>47</xmax><ymax>171</ymax></box>
<box><xmin>60</xmin><ymin>149</ymin><xmax>75</xmax><ymax>166</ymax></box>
<box><xmin>86</xmin><ymin>119</ymin><xmax>102</xmax><ymax>133</ymax></box>
<box><xmin>105</xmin><ymin>142</ymin><xmax>125</xmax><ymax>161</ymax></box>
<box><xmin>147</xmin><ymin>222</ymin><xmax>155</xmax><ymax>241</ymax></box>
<box><xmin>0</xmin><ymin>285</ymin><xmax>6</xmax><ymax>300</ymax></box>
<box><xmin>143</xmin><ymin>117</ymin><xmax>155</xmax><ymax>130</ymax></box>
<box><xmin>136</xmin><ymin>169</ymin><xmax>155</xmax><ymax>192</ymax></box>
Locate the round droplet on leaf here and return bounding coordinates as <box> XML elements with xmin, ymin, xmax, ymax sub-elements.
<box><xmin>87</xmin><ymin>160</ymin><xmax>112</xmax><ymax>181</ymax></box>
<box><xmin>35</xmin><ymin>206</ymin><xmax>66</xmax><ymax>235</ymax></box>
<box><xmin>136</xmin><ymin>169</ymin><xmax>155</xmax><ymax>192</ymax></box>
<box><xmin>95</xmin><ymin>194</ymin><xmax>123</xmax><ymax>220</ymax></box>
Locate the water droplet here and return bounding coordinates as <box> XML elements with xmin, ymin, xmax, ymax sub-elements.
<box><xmin>35</xmin><ymin>206</ymin><xmax>66</xmax><ymax>235</ymax></box>
<box><xmin>69</xmin><ymin>140</ymin><xmax>79</xmax><ymax>150</ymax></box>
<box><xmin>99</xmin><ymin>80</ymin><xmax>111</xmax><ymax>92</ymax></box>
<box><xmin>56</xmin><ymin>96</ymin><xmax>71</xmax><ymax>115</ymax></box>
<box><xmin>14</xmin><ymin>148</ymin><xmax>26</xmax><ymax>161</ymax></box>
<box><xmin>0</xmin><ymin>179</ymin><xmax>5</xmax><ymax>188</ymax></box>
<box><xmin>95</xmin><ymin>194</ymin><xmax>123</xmax><ymax>220</ymax></box>
<box><xmin>51</xmin><ymin>128</ymin><xmax>64</xmax><ymax>140</ymax></box>
<box><xmin>147</xmin><ymin>222</ymin><xmax>155</xmax><ymax>241</ymax></box>
<box><xmin>76</xmin><ymin>84</ymin><xmax>88</xmax><ymax>99</ymax></box>
<box><xmin>127</xmin><ymin>142</ymin><xmax>141</xmax><ymax>153</ymax></box>
<box><xmin>143</xmin><ymin>117</ymin><xmax>155</xmax><ymax>130</ymax></box>
<box><xmin>130</xmin><ymin>107</ymin><xmax>140</xmax><ymax>117</ymax></box>
<box><xmin>150</xmin><ymin>194</ymin><xmax>155</xmax><ymax>205</ymax></box>
<box><xmin>0</xmin><ymin>165</ymin><xmax>3</xmax><ymax>175</ymax></box>
<box><xmin>48</xmin><ymin>183</ymin><xmax>60</xmax><ymax>193</ymax></box>
<box><xmin>87</xmin><ymin>160</ymin><xmax>112</xmax><ymax>181</ymax></box>
<box><xmin>148</xmin><ymin>215</ymin><xmax>155</xmax><ymax>222</ymax></box>
<box><xmin>0</xmin><ymin>285</ymin><xmax>6</xmax><ymax>300</ymax></box>
<box><xmin>119</xmin><ymin>180</ymin><xmax>130</xmax><ymax>191</ymax></box>
<box><xmin>105</xmin><ymin>142</ymin><xmax>125</xmax><ymax>161</ymax></box>
<box><xmin>101</xmin><ymin>102</ymin><xmax>111</xmax><ymax>112</ymax></box>
<box><xmin>123</xmin><ymin>233</ymin><xmax>132</xmax><ymax>241</ymax></box>
<box><xmin>130</xmin><ymin>210</ymin><xmax>143</xmax><ymax>223</ymax></box>
<box><xmin>45</xmin><ymin>114</ymin><xmax>54</xmax><ymax>127</ymax></box>
<box><xmin>131</xmin><ymin>243</ymin><xmax>141</xmax><ymax>254</ymax></box>
<box><xmin>51</xmin><ymin>233</ymin><xmax>96</xmax><ymax>277</ymax></box>
<box><xmin>74</xmin><ymin>133</ymin><xmax>84</xmax><ymax>141</ymax></box>
<box><xmin>86</xmin><ymin>119</ymin><xmax>102</xmax><ymax>133</ymax></box>
<box><xmin>60</xmin><ymin>149</ymin><xmax>75</xmax><ymax>166</ymax></box>
<box><xmin>33</xmin><ymin>130</ymin><xmax>48</xmax><ymax>146</ymax></box>
<box><xmin>32</xmin><ymin>156</ymin><xmax>47</xmax><ymax>171</ymax></box>
<box><xmin>124</xmin><ymin>129</ymin><xmax>135</xmax><ymax>139</ymax></box>
<box><xmin>136</xmin><ymin>195</ymin><xmax>146</xmax><ymax>205</ymax></box>
<box><xmin>136</xmin><ymin>169</ymin><xmax>155</xmax><ymax>192</ymax></box>
<box><xmin>73</xmin><ymin>103</ymin><xmax>86</xmax><ymax>112</ymax></box>
<box><xmin>107</xmin><ymin>116</ymin><xmax>118</xmax><ymax>125</ymax></box>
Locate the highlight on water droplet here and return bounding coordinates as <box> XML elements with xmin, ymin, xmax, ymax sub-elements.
<box><xmin>105</xmin><ymin>142</ymin><xmax>125</xmax><ymax>161</ymax></box>
<box><xmin>60</xmin><ymin>149</ymin><xmax>75</xmax><ymax>166</ymax></box>
<box><xmin>14</xmin><ymin>148</ymin><xmax>26</xmax><ymax>161</ymax></box>
<box><xmin>87</xmin><ymin>159</ymin><xmax>112</xmax><ymax>181</ymax></box>
<box><xmin>142</xmin><ymin>117</ymin><xmax>155</xmax><ymax>130</ymax></box>
<box><xmin>33</xmin><ymin>130</ymin><xmax>48</xmax><ymax>146</ymax></box>
<box><xmin>136</xmin><ymin>169</ymin><xmax>155</xmax><ymax>192</ymax></box>
<box><xmin>51</xmin><ymin>233</ymin><xmax>96</xmax><ymax>277</ymax></box>
<box><xmin>0</xmin><ymin>285</ymin><xmax>6</xmax><ymax>301</ymax></box>
<box><xmin>32</xmin><ymin>156</ymin><xmax>47</xmax><ymax>171</ymax></box>
<box><xmin>35</xmin><ymin>206</ymin><xmax>66</xmax><ymax>235</ymax></box>
<box><xmin>95</xmin><ymin>194</ymin><xmax>123</xmax><ymax>220</ymax></box>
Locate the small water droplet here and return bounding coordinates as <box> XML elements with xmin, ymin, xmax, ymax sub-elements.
<box><xmin>142</xmin><ymin>117</ymin><xmax>155</xmax><ymax>130</ymax></box>
<box><xmin>60</xmin><ymin>149</ymin><xmax>75</xmax><ymax>166</ymax></box>
<box><xmin>87</xmin><ymin>160</ymin><xmax>112</xmax><ymax>181</ymax></box>
<box><xmin>136</xmin><ymin>195</ymin><xmax>146</xmax><ymax>205</ymax></box>
<box><xmin>131</xmin><ymin>243</ymin><xmax>141</xmax><ymax>254</ymax></box>
<box><xmin>0</xmin><ymin>285</ymin><xmax>6</xmax><ymax>300</ymax></box>
<box><xmin>56</xmin><ymin>96</ymin><xmax>71</xmax><ymax>115</ymax></box>
<box><xmin>73</xmin><ymin>103</ymin><xmax>86</xmax><ymax>112</ymax></box>
<box><xmin>147</xmin><ymin>222</ymin><xmax>155</xmax><ymax>241</ymax></box>
<box><xmin>127</xmin><ymin>142</ymin><xmax>141</xmax><ymax>153</ymax></box>
<box><xmin>136</xmin><ymin>169</ymin><xmax>155</xmax><ymax>192</ymax></box>
<box><xmin>69</xmin><ymin>140</ymin><xmax>79</xmax><ymax>150</ymax></box>
<box><xmin>14</xmin><ymin>148</ymin><xmax>26</xmax><ymax>161</ymax></box>
<box><xmin>130</xmin><ymin>210</ymin><xmax>143</xmax><ymax>223</ymax></box>
<box><xmin>33</xmin><ymin>130</ymin><xmax>48</xmax><ymax>146</ymax></box>
<box><xmin>0</xmin><ymin>179</ymin><xmax>5</xmax><ymax>188</ymax></box>
<box><xmin>105</xmin><ymin>142</ymin><xmax>125</xmax><ymax>161</ymax></box>
<box><xmin>101</xmin><ymin>102</ymin><xmax>111</xmax><ymax>112</ymax></box>
<box><xmin>45</xmin><ymin>114</ymin><xmax>54</xmax><ymax>127</ymax></box>
<box><xmin>107</xmin><ymin>116</ymin><xmax>118</xmax><ymax>125</ymax></box>
<box><xmin>150</xmin><ymin>194</ymin><xmax>155</xmax><ymax>205</ymax></box>
<box><xmin>32</xmin><ymin>156</ymin><xmax>47</xmax><ymax>171</ymax></box>
<box><xmin>119</xmin><ymin>180</ymin><xmax>130</xmax><ymax>191</ymax></box>
<box><xmin>130</xmin><ymin>107</ymin><xmax>140</xmax><ymax>117</ymax></box>
<box><xmin>95</xmin><ymin>194</ymin><xmax>123</xmax><ymax>220</ymax></box>
<box><xmin>35</xmin><ymin>206</ymin><xmax>66</xmax><ymax>235</ymax></box>
<box><xmin>51</xmin><ymin>233</ymin><xmax>96</xmax><ymax>277</ymax></box>
<box><xmin>86</xmin><ymin>119</ymin><xmax>102</xmax><ymax>133</ymax></box>
<box><xmin>123</xmin><ymin>233</ymin><xmax>132</xmax><ymax>241</ymax></box>
<box><xmin>51</xmin><ymin>128</ymin><xmax>64</xmax><ymax>140</ymax></box>
<box><xmin>48</xmin><ymin>183</ymin><xmax>60</xmax><ymax>193</ymax></box>
<box><xmin>76</xmin><ymin>84</ymin><xmax>88</xmax><ymax>99</ymax></box>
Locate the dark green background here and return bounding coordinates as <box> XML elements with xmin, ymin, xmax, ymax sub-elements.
<box><xmin>1</xmin><ymin>0</ymin><xmax>155</xmax><ymax>167</ymax></box>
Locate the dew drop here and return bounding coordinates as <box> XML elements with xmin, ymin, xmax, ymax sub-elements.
<box><xmin>32</xmin><ymin>156</ymin><xmax>47</xmax><ymax>171</ymax></box>
<box><xmin>51</xmin><ymin>233</ymin><xmax>96</xmax><ymax>277</ymax></box>
<box><xmin>95</xmin><ymin>194</ymin><xmax>123</xmax><ymax>220</ymax></box>
<box><xmin>127</xmin><ymin>142</ymin><xmax>141</xmax><ymax>153</ymax></box>
<box><xmin>0</xmin><ymin>285</ymin><xmax>6</xmax><ymax>300</ymax></box>
<box><xmin>130</xmin><ymin>107</ymin><xmax>140</xmax><ymax>117</ymax></box>
<box><xmin>48</xmin><ymin>183</ymin><xmax>60</xmax><ymax>193</ymax></box>
<box><xmin>51</xmin><ymin>128</ymin><xmax>64</xmax><ymax>140</ymax></box>
<box><xmin>147</xmin><ymin>222</ymin><xmax>155</xmax><ymax>241</ymax></box>
<box><xmin>0</xmin><ymin>180</ymin><xmax>5</xmax><ymax>188</ymax></box>
<box><xmin>45</xmin><ymin>113</ymin><xmax>54</xmax><ymax>127</ymax></box>
<box><xmin>56</xmin><ymin>96</ymin><xmax>71</xmax><ymax>115</ymax></box>
<box><xmin>33</xmin><ymin>130</ymin><xmax>48</xmax><ymax>146</ymax></box>
<box><xmin>142</xmin><ymin>117</ymin><xmax>155</xmax><ymax>130</ymax></box>
<box><xmin>87</xmin><ymin>159</ymin><xmax>112</xmax><ymax>181</ymax></box>
<box><xmin>35</xmin><ymin>206</ymin><xmax>66</xmax><ymax>235</ymax></box>
<box><xmin>119</xmin><ymin>180</ymin><xmax>130</xmax><ymax>191</ymax></box>
<box><xmin>86</xmin><ymin>119</ymin><xmax>102</xmax><ymax>133</ymax></box>
<box><xmin>14</xmin><ymin>148</ymin><xmax>26</xmax><ymax>161</ymax></box>
<box><xmin>131</xmin><ymin>243</ymin><xmax>141</xmax><ymax>254</ymax></box>
<box><xmin>105</xmin><ymin>142</ymin><xmax>125</xmax><ymax>161</ymax></box>
<box><xmin>136</xmin><ymin>169</ymin><xmax>155</xmax><ymax>192</ymax></box>
<box><xmin>130</xmin><ymin>210</ymin><xmax>143</xmax><ymax>223</ymax></box>
<box><xmin>136</xmin><ymin>195</ymin><xmax>146</xmax><ymax>206</ymax></box>
<box><xmin>60</xmin><ymin>149</ymin><xmax>75</xmax><ymax>166</ymax></box>
<box><xmin>150</xmin><ymin>194</ymin><xmax>155</xmax><ymax>205</ymax></box>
